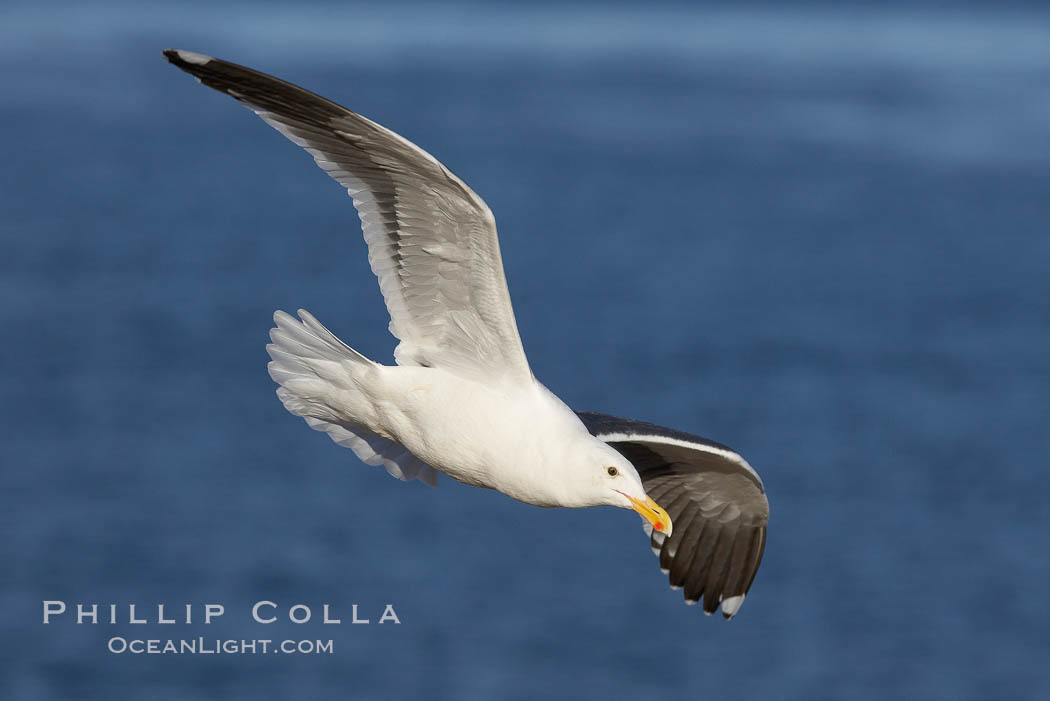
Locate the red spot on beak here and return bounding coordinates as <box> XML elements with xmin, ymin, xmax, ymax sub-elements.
<box><xmin>654</xmin><ymin>521</ymin><xmax>664</xmax><ymax>532</ymax></box>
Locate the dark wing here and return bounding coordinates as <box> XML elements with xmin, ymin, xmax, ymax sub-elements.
<box><xmin>577</xmin><ymin>411</ymin><xmax>769</xmax><ymax>618</ymax></box>
<box><xmin>163</xmin><ymin>50</ymin><xmax>532</xmax><ymax>384</ymax></box>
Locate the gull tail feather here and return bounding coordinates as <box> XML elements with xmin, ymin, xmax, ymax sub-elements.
<box><xmin>266</xmin><ymin>309</ymin><xmax>438</xmax><ymax>487</ymax></box>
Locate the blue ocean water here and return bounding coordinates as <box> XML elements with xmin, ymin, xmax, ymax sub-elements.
<box><xmin>2</xmin><ymin>2</ymin><xmax>1048</xmax><ymax>699</ymax></box>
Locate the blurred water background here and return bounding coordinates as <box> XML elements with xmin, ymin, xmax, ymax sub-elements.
<box><xmin>2</xmin><ymin>1</ymin><xmax>1048</xmax><ymax>699</ymax></box>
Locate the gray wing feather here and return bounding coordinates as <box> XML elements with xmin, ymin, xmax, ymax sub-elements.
<box><xmin>164</xmin><ymin>49</ymin><xmax>531</xmax><ymax>383</ymax></box>
<box><xmin>577</xmin><ymin>411</ymin><xmax>769</xmax><ymax>618</ymax></box>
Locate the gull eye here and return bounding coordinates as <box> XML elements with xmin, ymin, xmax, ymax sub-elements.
<box><xmin>607</xmin><ymin>466</ymin><xmax>619</xmax><ymax>477</ymax></box>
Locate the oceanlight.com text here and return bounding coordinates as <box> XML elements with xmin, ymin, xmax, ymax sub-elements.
<box><xmin>107</xmin><ymin>637</ymin><xmax>334</xmax><ymax>655</ymax></box>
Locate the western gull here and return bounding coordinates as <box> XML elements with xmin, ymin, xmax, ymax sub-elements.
<box><xmin>163</xmin><ymin>49</ymin><xmax>770</xmax><ymax>618</ymax></box>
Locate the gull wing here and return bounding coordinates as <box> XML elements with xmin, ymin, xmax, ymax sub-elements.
<box><xmin>165</xmin><ymin>49</ymin><xmax>532</xmax><ymax>383</ymax></box>
<box><xmin>577</xmin><ymin>411</ymin><xmax>769</xmax><ymax>618</ymax></box>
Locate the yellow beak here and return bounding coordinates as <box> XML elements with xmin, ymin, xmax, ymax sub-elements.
<box><xmin>620</xmin><ymin>492</ymin><xmax>673</xmax><ymax>537</ymax></box>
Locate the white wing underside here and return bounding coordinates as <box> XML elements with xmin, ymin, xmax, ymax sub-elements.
<box><xmin>270</xmin><ymin>113</ymin><xmax>529</xmax><ymax>382</ymax></box>
<box><xmin>200</xmin><ymin>58</ymin><xmax>533</xmax><ymax>383</ymax></box>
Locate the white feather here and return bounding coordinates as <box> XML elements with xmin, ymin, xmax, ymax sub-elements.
<box><xmin>268</xmin><ymin>310</ymin><xmax>439</xmax><ymax>487</ymax></box>
<box><xmin>721</xmin><ymin>595</ymin><xmax>745</xmax><ymax>617</ymax></box>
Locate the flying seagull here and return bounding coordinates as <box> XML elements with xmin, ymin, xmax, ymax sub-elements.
<box><xmin>164</xmin><ymin>49</ymin><xmax>769</xmax><ymax>618</ymax></box>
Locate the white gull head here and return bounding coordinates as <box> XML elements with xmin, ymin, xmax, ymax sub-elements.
<box><xmin>523</xmin><ymin>425</ymin><xmax>672</xmax><ymax>536</ymax></box>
